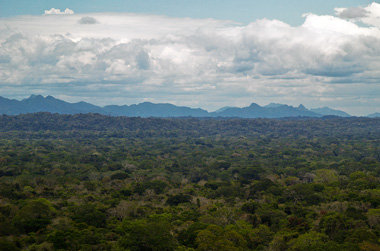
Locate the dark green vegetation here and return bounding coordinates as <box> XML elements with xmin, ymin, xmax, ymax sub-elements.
<box><xmin>0</xmin><ymin>113</ymin><xmax>379</xmax><ymax>250</ymax></box>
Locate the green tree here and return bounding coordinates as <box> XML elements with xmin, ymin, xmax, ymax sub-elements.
<box><xmin>196</xmin><ymin>225</ymin><xmax>247</xmax><ymax>251</ymax></box>
<box><xmin>288</xmin><ymin>231</ymin><xmax>336</xmax><ymax>251</ymax></box>
<box><xmin>319</xmin><ymin>213</ymin><xmax>348</xmax><ymax>242</ymax></box>
<box><xmin>119</xmin><ymin>214</ymin><xmax>177</xmax><ymax>251</ymax></box>
<box><xmin>70</xmin><ymin>203</ymin><xmax>106</xmax><ymax>228</ymax></box>
<box><xmin>13</xmin><ymin>199</ymin><xmax>54</xmax><ymax>233</ymax></box>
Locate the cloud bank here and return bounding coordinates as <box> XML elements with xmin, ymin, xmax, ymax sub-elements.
<box><xmin>1</xmin><ymin>3</ymin><xmax>380</xmax><ymax>114</ymax></box>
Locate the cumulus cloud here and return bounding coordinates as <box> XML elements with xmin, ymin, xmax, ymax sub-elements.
<box><xmin>335</xmin><ymin>3</ymin><xmax>380</xmax><ymax>28</ymax></box>
<box><xmin>44</xmin><ymin>8</ymin><xmax>74</xmax><ymax>15</ymax></box>
<box><xmin>335</xmin><ymin>7</ymin><xmax>369</xmax><ymax>19</ymax></box>
<box><xmin>78</xmin><ymin>16</ymin><xmax>98</xmax><ymax>24</ymax></box>
<box><xmin>1</xmin><ymin>3</ymin><xmax>380</xmax><ymax>114</ymax></box>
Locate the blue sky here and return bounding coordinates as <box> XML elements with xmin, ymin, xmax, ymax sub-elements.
<box><xmin>0</xmin><ymin>0</ymin><xmax>373</xmax><ymax>24</ymax></box>
<box><xmin>0</xmin><ymin>1</ymin><xmax>379</xmax><ymax>115</ymax></box>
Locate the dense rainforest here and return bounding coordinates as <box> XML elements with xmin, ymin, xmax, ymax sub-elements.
<box><xmin>0</xmin><ymin>113</ymin><xmax>379</xmax><ymax>250</ymax></box>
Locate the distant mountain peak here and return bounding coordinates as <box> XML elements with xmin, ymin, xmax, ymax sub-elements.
<box><xmin>27</xmin><ymin>94</ymin><xmax>44</xmax><ymax>100</ymax></box>
<box><xmin>298</xmin><ymin>104</ymin><xmax>307</xmax><ymax>110</ymax></box>
<box><xmin>46</xmin><ymin>95</ymin><xmax>56</xmax><ymax>100</ymax></box>
<box><xmin>215</xmin><ymin>106</ymin><xmax>235</xmax><ymax>113</ymax></box>
<box><xmin>265</xmin><ymin>103</ymin><xmax>285</xmax><ymax>108</ymax></box>
<box><xmin>310</xmin><ymin>107</ymin><xmax>350</xmax><ymax>117</ymax></box>
<box><xmin>249</xmin><ymin>103</ymin><xmax>260</xmax><ymax>108</ymax></box>
<box><xmin>0</xmin><ymin>95</ymin><xmax>356</xmax><ymax>118</ymax></box>
<box><xmin>368</xmin><ymin>112</ymin><xmax>380</xmax><ymax>118</ymax></box>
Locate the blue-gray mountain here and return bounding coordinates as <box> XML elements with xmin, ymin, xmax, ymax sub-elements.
<box><xmin>0</xmin><ymin>95</ymin><xmax>356</xmax><ymax>118</ymax></box>
<box><xmin>368</xmin><ymin>112</ymin><xmax>380</xmax><ymax>118</ymax></box>
<box><xmin>309</xmin><ymin>107</ymin><xmax>350</xmax><ymax>117</ymax></box>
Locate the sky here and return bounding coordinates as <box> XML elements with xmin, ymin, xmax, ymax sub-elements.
<box><xmin>0</xmin><ymin>0</ymin><xmax>379</xmax><ymax>115</ymax></box>
<box><xmin>0</xmin><ymin>0</ymin><xmax>373</xmax><ymax>25</ymax></box>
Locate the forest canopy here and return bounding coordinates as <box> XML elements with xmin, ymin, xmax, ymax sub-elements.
<box><xmin>0</xmin><ymin>113</ymin><xmax>379</xmax><ymax>250</ymax></box>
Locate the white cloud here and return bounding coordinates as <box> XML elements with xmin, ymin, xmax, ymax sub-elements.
<box><xmin>44</xmin><ymin>8</ymin><xmax>74</xmax><ymax>15</ymax></box>
<box><xmin>0</xmin><ymin>3</ymin><xmax>380</xmax><ymax>115</ymax></box>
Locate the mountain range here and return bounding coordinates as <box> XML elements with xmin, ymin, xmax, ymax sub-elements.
<box><xmin>368</xmin><ymin>112</ymin><xmax>380</xmax><ymax>118</ymax></box>
<box><xmin>0</xmin><ymin>95</ymin><xmax>360</xmax><ymax>118</ymax></box>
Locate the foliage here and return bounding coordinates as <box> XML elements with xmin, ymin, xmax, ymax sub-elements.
<box><xmin>0</xmin><ymin>114</ymin><xmax>379</xmax><ymax>250</ymax></box>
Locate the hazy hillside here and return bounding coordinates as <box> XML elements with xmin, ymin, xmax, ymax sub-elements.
<box><xmin>0</xmin><ymin>95</ymin><xmax>353</xmax><ymax>118</ymax></box>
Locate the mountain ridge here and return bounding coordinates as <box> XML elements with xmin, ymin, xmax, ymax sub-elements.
<box><xmin>0</xmin><ymin>95</ymin><xmax>357</xmax><ymax>118</ymax></box>
<box><xmin>368</xmin><ymin>112</ymin><xmax>380</xmax><ymax>118</ymax></box>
